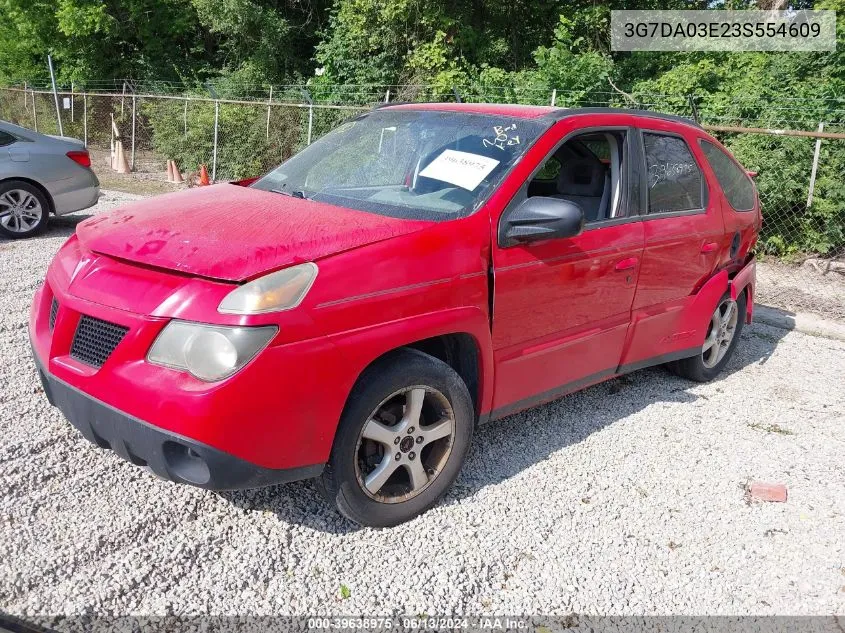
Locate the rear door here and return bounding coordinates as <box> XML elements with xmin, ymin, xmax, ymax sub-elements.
<box><xmin>620</xmin><ymin>121</ymin><xmax>725</xmax><ymax>368</ymax></box>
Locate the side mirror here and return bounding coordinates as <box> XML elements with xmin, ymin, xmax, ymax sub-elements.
<box><xmin>500</xmin><ymin>197</ymin><xmax>585</xmax><ymax>247</ymax></box>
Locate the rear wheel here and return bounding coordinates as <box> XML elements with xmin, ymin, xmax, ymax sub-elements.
<box><xmin>319</xmin><ymin>349</ymin><xmax>473</xmax><ymax>527</ymax></box>
<box><xmin>669</xmin><ymin>291</ymin><xmax>746</xmax><ymax>382</ymax></box>
<box><xmin>0</xmin><ymin>181</ymin><xmax>49</xmax><ymax>239</ymax></box>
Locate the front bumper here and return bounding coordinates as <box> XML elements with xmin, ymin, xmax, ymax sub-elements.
<box><xmin>32</xmin><ymin>350</ymin><xmax>323</xmax><ymax>490</ymax></box>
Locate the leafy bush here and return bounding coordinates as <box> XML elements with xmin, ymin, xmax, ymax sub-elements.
<box><xmin>143</xmin><ymin>96</ymin><xmax>305</xmax><ymax>180</ymax></box>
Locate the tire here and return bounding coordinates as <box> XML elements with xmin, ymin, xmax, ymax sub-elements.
<box><xmin>0</xmin><ymin>180</ymin><xmax>50</xmax><ymax>239</ymax></box>
<box><xmin>319</xmin><ymin>348</ymin><xmax>474</xmax><ymax>527</ymax></box>
<box><xmin>669</xmin><ymin>290</ymin><xmax>746</xmax><ymax>382</ymax></box>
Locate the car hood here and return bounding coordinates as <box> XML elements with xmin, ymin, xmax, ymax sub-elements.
<box><xmin>76</xmin><ymin>184</ymin><xmax>434</xmax><ymax>282</ymax></box>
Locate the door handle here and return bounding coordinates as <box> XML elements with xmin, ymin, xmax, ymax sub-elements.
<box><xmin>614</xmin><ymin>257</ymin><xmax>638</xmax><ymax>272</ymax></box>
<box><xmin>701</xmin><ymin>241</ymin><xmax>719</xmax><ymax>253</ymax></box>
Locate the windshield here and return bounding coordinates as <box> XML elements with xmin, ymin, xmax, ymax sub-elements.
<box><xmin>251</xmin><ymin>109</ymin><xmax>549</xmax><ymax>221</ymax></box>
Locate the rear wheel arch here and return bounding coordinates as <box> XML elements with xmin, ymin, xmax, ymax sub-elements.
<box><xmin>0</xmin><ymin>177</ymin><xmax>55</xmax><ymax>214</ymax></box>
<box><xmin>727</xmin><ymin>258</ymin><xmax>755</xmax><ymax>324</ymax></box>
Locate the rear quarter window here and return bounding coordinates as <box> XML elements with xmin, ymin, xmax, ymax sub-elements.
<box><xmin>0</xmin><ymin>130</ymin><xmax>16</xmax><ymax>147</ymax></box>
<box><xmin>699</xmin><ymin>140</ymin><xmax>756</xmax><ymax>212</ymax></box>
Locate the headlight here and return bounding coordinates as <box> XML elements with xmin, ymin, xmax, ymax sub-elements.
<box><xmin>147</xmin><ymin>321</ymin><xmax>277</xmax><ymax>382</ymax></box>
<box><xmin>218</xmin><ymin>263</ymin><xmax>318</xmax><ymax>315</ymax></box>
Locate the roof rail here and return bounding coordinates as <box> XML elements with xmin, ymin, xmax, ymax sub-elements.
<box><xmin>544</xmin><ymin>107</ymin><xmax>702</xmax><ymax>129</ymax></box>
<box><xmin>370</xmin><ymin>102</ymin><xmax>702</xmax><ymax>129</ymax></box>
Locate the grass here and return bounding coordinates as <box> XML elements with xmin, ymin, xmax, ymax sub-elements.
<box><xmin>747</xmin><ymin>422</ymin><xmax>796</xmax><ymax>435</ymax></box>
<box><xmin>95</xmin><ymin>170</ymin><xmax>182</xmax><ymax>197</ymax></box>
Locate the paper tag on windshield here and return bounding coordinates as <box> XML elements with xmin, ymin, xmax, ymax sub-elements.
<box><xmin>419</xmin><ymin>150</ymin><xmax>500</xmax><ymax>191</ymax></box>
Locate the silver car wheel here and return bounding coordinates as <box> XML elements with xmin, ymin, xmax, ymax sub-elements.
<box><xmin>355</xmin><ymin>386</ymin><xmax>456</xmax><ymax>504</ymax></box>
<box><xmin>702</xmin><ymin>297</ymin><xmax>739</xmax><ymax>369</ymax></box>
<box><xmin>0</xmin><ymin>189</ymin><xmax>43</xmax><ymax>233</ymax></box>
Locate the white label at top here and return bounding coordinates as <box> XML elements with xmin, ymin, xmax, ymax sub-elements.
<box><xmin>418</xmin><ymin>149</ymin><xmax>500</xmax><ymax>191</ymax></box>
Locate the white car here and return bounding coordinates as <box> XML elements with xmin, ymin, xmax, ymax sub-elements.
<box><xmin>0</xmin><ymin>120</ymin><xmax>100</xmax><ymax>239</ymax></box>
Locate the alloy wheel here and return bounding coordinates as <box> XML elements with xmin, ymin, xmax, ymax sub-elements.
<box><xmin>0</xmin><ymin>189</ymin><xmax>43</xmax><ymax>234</ymax></box>
<box><xmin>355</xmin><ymin>386</ymin><xmax>456</xmax><ymax>504</ymax></box>
<box><xmin>702</xmin><ymin>297</ymin><xmax>739</xmax><ymax>368</ymax></box>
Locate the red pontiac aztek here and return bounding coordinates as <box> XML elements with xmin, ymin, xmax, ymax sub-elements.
<box><xmin>30</xmin><ymin>104</ymin><xmax>761</xmax><ymax>527</ymax></box>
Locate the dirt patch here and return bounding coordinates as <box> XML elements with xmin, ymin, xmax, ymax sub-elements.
<box><xmin>756</xmin><ymin>259</ymin><xmax>845</xmax><ymax>321</ymax></box>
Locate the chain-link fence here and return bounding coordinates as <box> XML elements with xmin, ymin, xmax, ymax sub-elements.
<box><xmin>0</xmin><ymin>83</ymin><xmax>842</xmax><ymax>318</ymax></box>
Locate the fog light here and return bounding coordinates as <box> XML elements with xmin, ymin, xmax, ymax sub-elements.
<box><xmin>163</xmin><ymin>441</ymin><xmax>211</xmax><ymax>485</ymax></box>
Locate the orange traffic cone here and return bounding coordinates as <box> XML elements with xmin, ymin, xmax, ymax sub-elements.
<box><xmin>198</xmin><ymin>164</ymin><xmax>210</xmax><ymax>186</ymax></box>
<box><xmin>172</xmin><ymin>161</ymin><xmax>184</xmax><ymax>184</ymax></box>
<box><xmin>116</xmin><ymin>141</ymin><xmax>131</xmax><ymax>174</ymax></box>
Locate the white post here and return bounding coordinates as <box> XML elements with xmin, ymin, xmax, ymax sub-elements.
<box><xmin>31</xmin><ymin>89</ymin><xmax>37</xmax><ymax>131</ymax></box>
<box><xmin>307</xmin><ymin>104</ymin><xmax>314</xmax><ymax>145</ymax></box>
<box><xmin>48</xmin><ymin>54</ymin><xmax>64</xmax><ymax>136</ymax></box>
<box><xmin>71</xmin><ymin>81</ymin><xmax>74</xmax><ymax>122</ymax></box>
<box><xmin>550</xmin><ymin>89</ymin><xmax>557</xmax><ymax>107</ymax></box>
<box><xmin>384</xmin><ymin>89</ymin><xmax>390</xmax><ymax>103</ymax></box>
<box><xmin>110</xmin><ymin>113</ymin><xmax>115</xmax><ymax>167</ymax></box>
<box><xmin>130</xmin><ymin>94</ymin><xmax>136</xmax><ymax>170</ymax></box>
<box><xmin>300</xmin><ymin>89</ymin><xmax>314</xmax><ymax>146</ymax></box>
<box><xmin>183</xmin><ymin>98</ymin><xmax>188</xmax><ymax>139</ymax></box>
<box><xmin>83</xmin><ymin>93</ymin><xmax>88</xmax><ymax>147</ymax></box>
<box><xmin>212</xmin><ymin>100</ymin><xmax>219</xmax><ymax>182</ymax></box>
<box><xmin>266</xmin><ymin>86</ymin><xmax>273</xmax><ymax>140</ymax></box>
<box><xmin>120</xmin><ymin>81</ymin><xmax>126</xmax><ymax>117</ymax></box>
<box><xmin>807</xmin><ymin>122</ymin><xmax>824</xmax><ymax>207</ymax></box>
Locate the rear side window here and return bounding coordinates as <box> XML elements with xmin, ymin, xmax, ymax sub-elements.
<box><xmin>0</xmin><ymin>130</ymin><xmax>16</xmax><ymax>147</ymax></box>
<box><xmin>700</xmin><ymin>140</ymin><xmax>755</xmax><ymax>211</ymax></box>
<box><xmin>643</xmin><ymin>132</ymin><xmax>703</xmax><ymax>214</ymax></box>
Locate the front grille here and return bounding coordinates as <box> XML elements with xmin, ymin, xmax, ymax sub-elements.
<box><xmin>70</xmin><ymin>316</ymin><xmax>129</xmax><ymax>368</ymax></box>
<box><xmin>49</xmin><ymin>298</ymin><xmax>59</xmax><ymax>331</ymax></box>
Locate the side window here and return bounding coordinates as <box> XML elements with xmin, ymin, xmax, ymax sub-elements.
<box><xmin>699</xmin><ymin>140</ymin><xmax>755</xmax><ymax>211</ymax></box>
<box><xmin>534</xmin><ymin>156</ymin><xmax>561</xmax><ymax>182</ymax></box>
<box><xmin>643</xmin><ymin>132</ymin><xmax>703</xmax><ymax>214</ymax></box>
<box><xmin>0</xmin><ymin>130</ymin><xmax>16</xmax><ymax>147</ymax></box>
<box><xmin>527</xmin><ymin>130</ymin><xmax>628</xmax><ymax>224</ymax></box>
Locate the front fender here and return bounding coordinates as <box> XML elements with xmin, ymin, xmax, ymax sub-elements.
<box><xmin>327</xmin><ymin>306</ymin><xmax>495</xmax><ymax>419</ymax></box>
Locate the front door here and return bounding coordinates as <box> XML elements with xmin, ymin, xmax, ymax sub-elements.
<box><xmin>490</xmin><ymin>121</ymin><xmax>644</xmax><ymax>416</ymax></box>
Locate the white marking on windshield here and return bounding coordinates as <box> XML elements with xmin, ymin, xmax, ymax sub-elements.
<box><xmin>483</xmin><ymin>124</ymin><xmax>521</xmax><ymax>151</ymax></box>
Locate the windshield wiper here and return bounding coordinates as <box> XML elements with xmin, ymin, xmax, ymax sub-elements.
<box><xmin>270</xmin><ymin>188</ymin><xmax>307</xmax><ymax>199</ymax></box>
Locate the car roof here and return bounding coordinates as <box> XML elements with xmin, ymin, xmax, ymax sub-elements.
<box><xmin>380</xmin><ymin>102</ymin><xmax>558</xmax><ymax>119</ymax></box>
<box><xmin>377</xmin><ymin>103</ymin><xmax>702</xmax><ymax>130</ymax></box>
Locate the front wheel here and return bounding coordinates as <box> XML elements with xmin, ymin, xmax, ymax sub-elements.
<box><xmin>319</xmin><ymin>349</ymin><xmax>474</xmax><ymax>527</ymax></box>
<box><xmin>669</xmin><ymin>291</ymin><xmax>746</xmax><ymax>382</ymax></box>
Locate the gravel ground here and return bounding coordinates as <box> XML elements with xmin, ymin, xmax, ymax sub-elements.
<box><xmin>1</xmin><ymin>191</ymin><xmax>844</xmax><ymax>619</ymax></box>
